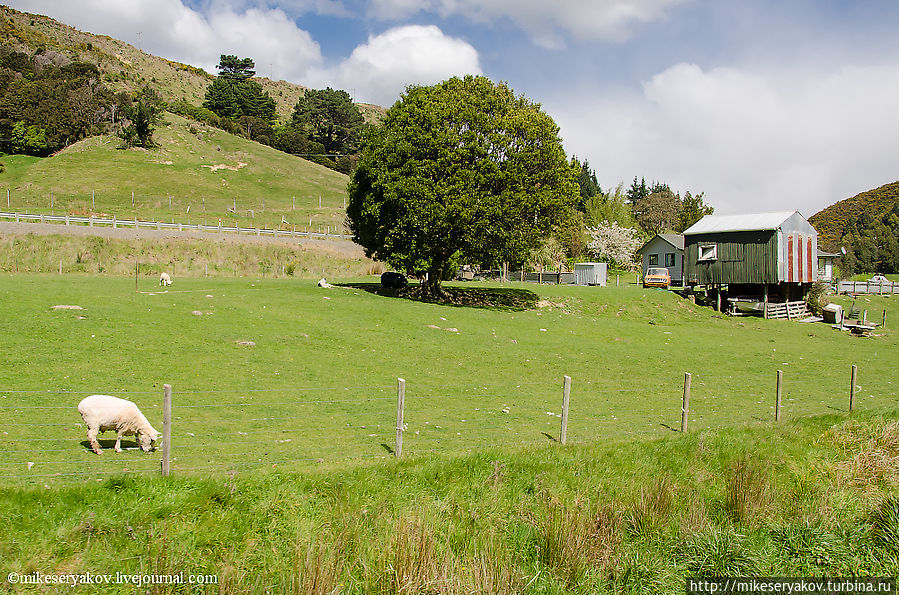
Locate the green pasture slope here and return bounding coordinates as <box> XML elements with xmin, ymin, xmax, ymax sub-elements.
<box><xmin>0</xmin><ymin>275</ymin><xmax>896</xmax><ymax>481</ymax></box>
<box><xmin>0</xmin><ymin>113</ymin><xmax>350</xmax><ymax>230</ymax></box>
<box><xmin>0</xmin><ymin>275</ymin><xmax>898</xmax><ymax>592</ymax></box>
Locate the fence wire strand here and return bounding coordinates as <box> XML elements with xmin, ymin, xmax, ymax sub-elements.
<box><xmin>2</xmin><ymin>366</ymin><xmax>893</xmax><ymax>483</ymax></box>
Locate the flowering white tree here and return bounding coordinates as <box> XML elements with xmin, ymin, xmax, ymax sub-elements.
<box><xmin>586</xmin><ymin>223</ymin><xmax>643</xmax><ymax>271</ymax></box>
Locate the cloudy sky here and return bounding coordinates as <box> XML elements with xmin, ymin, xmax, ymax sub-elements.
<box><xmin>7</xmin><ymin>0</ymin><xmax>899</xmax><ymax>215</ymax></box>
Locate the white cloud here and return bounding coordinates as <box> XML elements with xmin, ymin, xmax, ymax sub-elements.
<box><xmin>6</xmin><ymin>0</ymin><xmax>323</xmax><ymax>80</ymax></box>
<box><xmin>368</xmin><ymin>0</ymin><xmax>691</xmax><ymax>46</ymax></box>
<box><xmin>312</xmin><ymin>25</ymin><xmax>482</xmax><ymax>106</ymax></box>
<box><xmin>549</xmin><ymin>60</ymin><xmax>899</xmax><ymax>215</ymax></box>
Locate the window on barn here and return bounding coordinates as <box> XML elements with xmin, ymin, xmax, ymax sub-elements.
<box><xmin>665</xmin><ymin>253</ymin><xmax>675</xmax><ymax>267</ymax></box>
<box><xmin>698</xmin><ymin>244</ymin><xmax>717</xmax><ymax>261</ymax></box>
<box><xmin>649</xmin><ymin>254</ymin><xmax>659</xmax><ymax>266</ymax></box>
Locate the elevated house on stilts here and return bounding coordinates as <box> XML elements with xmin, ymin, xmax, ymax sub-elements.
<box><xmin>682</xmin><ymin>211</ymin><xmax>819</xmax><ymax>318</ymax></box>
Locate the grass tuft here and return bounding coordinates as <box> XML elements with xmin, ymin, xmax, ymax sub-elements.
<box><xmin>534</xmin><ymin>496</ymin><xmax>621</xmax><ymax>587</ymax></box>
<box><xmin>724</xmin><ymin>454</ymin><xmax>772</xmax><ymax>526</ymax></box>
<box><xmin>868</xmin><ymin>496</ymin><xmax>899</xmax><ymax>555</ymax></box>
<box><xmin>681</xmin><ymin>528</ymin><xmax>759</xmax><ymax>577</ymax></box>
<box><xmin>626</xmin><ymin>476</ymin><xmax>675</xmax><ymax>540</ymax></box>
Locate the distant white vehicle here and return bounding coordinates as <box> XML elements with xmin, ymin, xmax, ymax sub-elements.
<box><xmin>869</xmin><ymin>275</ymin><xmax>889</xmax><ymax>283</ymax></box>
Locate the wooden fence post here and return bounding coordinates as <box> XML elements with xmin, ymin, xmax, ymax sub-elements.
<box><xmin>775</xmin><ymin>369</ymin><xmax>783</xmax><ymax>422</ymax></box>
<box><xmin>560</xmin><ymin>375</ymin><xmax>571</xmax><ymax>445</ymax></box>
<box><xmin>162</xmin><ymin>384</ymin><xmax>172</xmax><ymax>477</ymax></box>
<box><xmin>681</xmin><ymin>372</ymin><xmax>691</xmax><ymax>432</ymax></box>
<box><xmin>882</xmin><ymin>310</ymin><xmax>887</xmax><ymax>329</ymax></box>
<box><xmin>849</xmin><ymin>365</ymin><xmax>857</xmax><ymax>412</ymax></box>
<box><xmin>395</xmin><ymin>378</ymin><xmax>405</xmax><ymax>458</ymax></box>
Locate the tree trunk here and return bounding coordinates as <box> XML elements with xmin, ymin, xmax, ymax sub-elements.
<box><xmin>423</xmin><ymin>261</ymin><xmax>446</xmax><ymax>299</ymax></box>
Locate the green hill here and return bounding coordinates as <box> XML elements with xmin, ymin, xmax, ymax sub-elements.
<box><xmin>0</xmin><ymin>5</ymin><xmax>289</xmax><ymax>120</ymax></box>
<box><xmin>810</xmin><ymin>181</ymin><xmax>899</xmax><ymax>275</ymax></box>
<box><xmin>0</xmin><ymin>112</ymin><xmax>351</xmax><ymax>230</ymax></box>
<box><xmin>0</xmin><ymin>5</ymin><xmax>385</xmax><ymax>123</ymax></box>
<box><xmin>810</xmin><ymin>181</ymin><xmax>899</xmax><ymax>251</ymax></box>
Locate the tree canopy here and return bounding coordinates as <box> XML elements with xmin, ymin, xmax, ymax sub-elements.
<box><xmin>677</xmin><ymin>191</ymin><xmax>714</xmax><ymax>232</ymax></box>
<box><xmin>202</xmin><ymin>55</ymin><xmax>275</xmax><ymax>123</ymax></box>
<box><xmin>119</xmin><ymin>86</ymin><xmax>165</xmax><ymax>148</ymax></box>
<box><xmin>290</xmin><ymin>87</ymin><xmax>364</xmax><ymax>155</ymax></box>
<box><xmin>346</xmin><ymin>75</ymin><xmax>578</xmax><ymax>296</ymax></box>
<box><xmin>571</xmin><ymin>157</ymin><xmax>601</xmax><ymax>213</ymax></box>
<box><xmin>216</xmin><ymin>55</ymin><xmax>256</xmax><ymax>79</ymax></box>
<box><xmin>634</xmin><ymin>189</ymin><xmax>681</xmax><ymax>236</ymax></box>
<box><xmin>0</xmin><ymin>45</ymin><xmax>121</xmax><ymax>156</ymax></box>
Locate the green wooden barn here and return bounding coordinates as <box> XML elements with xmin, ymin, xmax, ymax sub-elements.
<box><xmin>683</xmin><ymin>211</ymin><xmax>819</xmax><ymax>313</ymax></box>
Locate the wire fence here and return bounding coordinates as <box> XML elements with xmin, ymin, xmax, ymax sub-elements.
<box><xmin>1</xmin><ymin>364</ymin><xmax>896</xmax><ymax>485</ymax></box>
<box><xmin>0</xmin><ymin>186</ymin><xmax>350</xmax><ymax>233</ymax></box>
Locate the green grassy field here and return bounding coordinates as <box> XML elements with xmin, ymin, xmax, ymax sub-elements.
<box><xmin>1</xmin><ymin>275</ymin><xmax>896</xmax><ymax>487</ymax></box>
<box><xmin>1</xmin><ymin>408</ymin><xmax>898</xmax><ymax>592</ymax></box>
<box><xmin>0</xmin><ymin>114</ymin><xmax>351</xmax><ymax>231</ymax></box>
<box><xmin>1</xmin><ymin>274</ymin><xmax>897</xmax><ymax>592</ymax></box>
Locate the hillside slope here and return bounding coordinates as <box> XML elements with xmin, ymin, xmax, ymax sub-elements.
<box><xmin>0</xmin><ymin>5</ymin><xmax>385</xmax><ymax>123</ymax></box>
<box><xmin>810</xmin><ymin>181</ymin><xmax>899</xmax><ymax>251</ymax></box>
<box><xmin>0</xmin><ymin>113</ymin><xmax>351</xmax><ymax>229</ymax></box>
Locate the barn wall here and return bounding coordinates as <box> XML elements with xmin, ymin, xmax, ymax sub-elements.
<box><xmin>778</xmin><ymin>222</ymin><xmax>818</xmax><ymax>283</ymax></box>
<box><xmin>684</xmin><ymin>231</ymin><xmax>779</xmax><ymax>285</ymax></box>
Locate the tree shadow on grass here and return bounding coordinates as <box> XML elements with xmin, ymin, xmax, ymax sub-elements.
<box><xmin>340</xmin><ymin>283</ymin><xmax>539</xmax><ymax>311</ymax></box>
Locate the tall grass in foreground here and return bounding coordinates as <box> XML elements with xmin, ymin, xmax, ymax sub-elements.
<box><xmin>1</xmin><ymin>412</ymin><xmax>897</xmax><ymax>593</ymax></box>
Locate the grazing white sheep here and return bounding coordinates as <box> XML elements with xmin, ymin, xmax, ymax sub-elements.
<box><xmin>77</xmin><ymin>395</ymin><xmax>160</xmax><ymax>455</ymax></box>
<box><xmin>159</xmin><ymin>272</ymin><xmax>172</xmax><ymax>286</ymax></box>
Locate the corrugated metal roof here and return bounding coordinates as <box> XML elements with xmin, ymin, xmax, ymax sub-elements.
<box><xmin>636</xmin><ymin>234</ymin><xmax>684</xmax><ymax>254</ymax></box>
<box><xmin>683</xmin><ymin>211</ymin><xmax>798</xmax><ymax>235</ymax></box>
<box><xmin>658</xmin><ymin>233</ymin><xmax>685</xmax><ymax>250</ymax></box>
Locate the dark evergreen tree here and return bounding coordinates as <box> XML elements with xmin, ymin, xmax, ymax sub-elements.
<box><xmin>677</xmin><ymin>191</ymin><xmax>714</xmax><ymax>232</ymax></box>
<box><xmin>120</xmin><ymin>86</ymin><xmax>164</xmax><ymax>148</ymax></box>
<box><xmin>571</xmin><ymin>157</ymin><xmax>601</xmax><ymax>213</ymax></box>
<box><xmin>203</xmin><ymin>55</ymin><xmax>276</xmax><ymax>123</ymax></box>
<box><xmin>290</xmin><ymin>88</ymin><xmax>364</xmax><ymax>154</ymax></box>
<box><xmin>626</xmin><ymin>177</ymin><xmax>648</xmax><ymax>204</ymax></box>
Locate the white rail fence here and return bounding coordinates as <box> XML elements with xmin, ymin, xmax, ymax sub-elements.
<box><xmin>838</xmin><ymin>280</ymin><xmax>899</xmax><ymax>295</ymax></box>
<box><xmin>0</xmin><ymin>211</ymin><xmax>353</xmax><ymax>241</ymax></box>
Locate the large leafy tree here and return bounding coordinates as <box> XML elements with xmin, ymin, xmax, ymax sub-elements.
<box><xmin>347</xmin><ymin>75</ymin><xmax>578</xmax><ymax>297</ymax></box>
<box><xmin>634</xmin><ymin>188</ymin><xmax>681</xmax><ymax>235</ymax></box>
<box><xmin>290</xmin><ymin>87</ymin><xmax>364</xmax><ymax>154</ymax></box>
